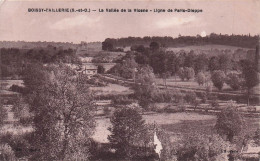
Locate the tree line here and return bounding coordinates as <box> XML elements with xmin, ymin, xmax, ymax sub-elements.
<box><xmin>102</xmin><ymin>33</ymin><xmax>259</xmax><ymax>49</ymax></box>
<box><xmin>0</xmin><ymin>46</ymin><xmax>80</xmax><ymax>78</ymax></box>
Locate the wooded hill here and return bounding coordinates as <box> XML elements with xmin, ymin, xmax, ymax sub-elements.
<box><xmin>103</xmin><ymin>34</ymin><xmax>259</xmax><ymax>48</ymax></box>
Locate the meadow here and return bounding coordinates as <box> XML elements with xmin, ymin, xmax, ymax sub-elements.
<box><xmin>93</xmin><ymin>112</ymin><xmax>260</xmax><ymax>144</ymax></box>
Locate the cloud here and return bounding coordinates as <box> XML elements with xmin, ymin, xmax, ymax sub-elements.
<box><xmin>50</xmin><ymin>15</ymin><xmax>101</xmax><ymax>30</ymax></box>
<box><xmin>156</xmin><ymin>16</ymin><xmax>197</xmax><ymax>28</ymax></box>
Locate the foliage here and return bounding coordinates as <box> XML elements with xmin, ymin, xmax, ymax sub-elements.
<box><xmin>108</xmin><ymin>56</ymin><xmax>138</xmax><ymax>79</ymax></box>
<box><xmin>177</xmin><ymin>67</ymin><xmax>186</xmax><ymax>81</ymax></box>
<box><xmin>241</xmin><ymin>59</ymin><xmax>259</xmax><ymax>105</ymax></box>
<box><xmin>131</xmin><ymin>45</ymin><xmax>146</xmax><ymax>52</ymax></box>
<box><xmin>0</xmin><ymin>47</ymin><xmax>80</xmax><ymax>78</ymax></box>
<box><xmin>150</xmin><ymin>41</ymin><xmax>160</xmax><ymax>51</ymax></box>
<box><xmin>184</xmin><ymin>92</ymin><xmax>196</xmax><ymax>104</ymax></box>
<box><xmin>134</xmin><ymin>65</ymin><xmax>156</xmax><ymax>109</ymax></box>
<box><xmin>112</xmin><ymin>95</ymin><xmax>134</xmax><ymax>105</ymax></box>
<box><xmin>243</xmin><ymin>66</ymin><xmax>259</xmax><ymax>90</ymax></box>
<box><xmin>0</xmin><ymin>144</ymin><xmax>17</xmax><ymax>161</ymax></box>
<box><xmin>102</xmin><ymin>41</ymin><xmax>113</xmax><ymax>51</ymax></box>
<box><xmin>185</xmin><ymin>67</ymin><xmax>195</xmax><ymax>81</ymax></box>
<box><xmin>24</xmin><ymin>64</ymin><xmax>96</xmax><ymax>160</ymax></box>
<box><xmin>226</xmin><ymin>72</ymin><xmax>243</xmax><ymax>90</ymax></box>
<box><xmin>196</xmin><ymin>72</ymin><xmax>206</xmax><ymax>86</ymax></box>
<box><xmin>215</xmin><ymin>104</ymin><xmax>245</xmax><ymax>142</ymax></box>
<box><xmin>136</xmin><ymin>65</ymin><xmax>155</xmax><ymax>85</ymax></box>
<box><xmin>108</xmin><ymin>108</ymin><xmax>149</xmax><ymax>159</ymax></box>
<box><xmin>178</xmin><ymin>67</ymin><xmax>195</xmax><ymax>81</ymax></box>
<box><xmin>211</xmin><ymin>70</ymin><xmax>226</xmax><ymax>90</ymax></box>
<box><xmin>253</xmin><ymin>128</ymin><xmax>260</xmax><ymax>146</ymax></box>
<box><xmin>9</xmin><ymin>85</ymin><xmax>25</xmax><ymax>93</ymax></box>
<box><xmin>177</xmin><ymin>133</ymin><xmax>230</xmax><ymax>161</ymax></box>
<box><xmin>0</xmin><ymin>105</ymin><xmax>7</xmax><ymax>126</ymax></box>
<box><xmin>103</xmin><ymin>106</ymin><xmax>111</xmax><ymax>116</ymax></box>
<box><xmin>97</xmin><ymin>65</ymin><xmax>105</xmax><ymax>74</ymax></box>
<box><xmin>102</xmin><ymin>34</ymin><xmax>259</xmax><ymax>48</ymax></box>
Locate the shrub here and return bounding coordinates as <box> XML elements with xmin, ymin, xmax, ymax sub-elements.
<box><xmin>9</xmin><ymin>85</ymin><xmax>25</xmax><ymax>93</ymax></box>
<box><xmin>103</xmin><ymin>107</ymin><xmax>111</xmax><ymax>116</ymax></box>
<box><xmin>198</xmin><ymin>92</ymin><xmax>207</xmax><ymax>103</ymax></box>
<box><xmin>184</xmin><ymin>92</ymin><xmax>196</xmax><ymax>104</ymax></box>
<box><xmin>112</xmin><ymin>95</ymin><xmax>134</xmax><ymax>105</ymax></box>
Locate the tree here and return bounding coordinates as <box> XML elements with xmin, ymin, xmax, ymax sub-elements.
<box><xmin>102</xmin><ymin>41</ymin><xmax>113</xmax><ymax>51</ymax></box>
<box><xmin>108</xmin><ymin>108</ymin><xmax>149</xmax><ymax>159</ymax></box>
<box><xmin>97</xmin><ymin>65</ymin><xmax>105</xmax><ymax>74</ymax></box>
<box><xmin>226</xmin><ymin>72</ymin><xmax>243</xmax><ymax>90</ymax></box>
<box><xmin>177</xmin><ymin>133</ymin><xmax>230</xmax><ymax>161</ymax></box>
<box><xmin>196</xmin><ymin>72</ymin><xmax>206</xmax><ymax>86</ymax></box>
<box><xmin>26</xmin><ymin>64</ymin><xmax>96</xmax><ymax>160</ymax></box>
<box><xmin>178</xmin><ymin>67</ymin><xmax>195</xmax><ymax>81</ymax></box>
<box><xmin>184</xmin><ymin>92</ymin><xmax>196</xmax><ymax>104</ymax></box>
<box><xmin>150</xmin><ymin>41</ymin><xmax>160</xmax><ymax>51</ymax></box>
<box><xmin>243</xmin><ymin>67</ymin><xmax>259</xmax><ymax>105</ymax></box>
<box><xmin>178</xmin><ymin>67</ymin><xmax>185</xmax><ymax>81</ymax></box>
<box><xmin>215</xmin><ymin>104</ymin><xmax>244</xmax><ymax>142</ymax></box>
<box><xmin>184</xmin><ymin>67</ymin><xmax>195</xmax><ymax>81</ymax></box>
<box><xmin>218</xmin><ymin>54</ymin><xmax>231</xmax><ymax>73</ymax></box>
<box><xmin>209</xmin><ymin>56</ymin><xmax>220</xmax><ymax>71</ymax></box>
<box><xmin>211</xmin><ymin>70</ymin><xmax>226</xmax><ymax>90</ymax></box>
<box><xmin>135</xmin><ymin>65</ymin><xmax>156</xmax><ymax>109</ymax></box>
<box><xmin>0</xmin><ymin>105</ymin><xmax>7</xmax><ymax>126</ymax></box>
<box><xmin>253</xmin><ymin>128</ymin><xmax>260</xmax><ymax>146</ymax></box>
<box><xmin>194</xmin><ymin>54</ymin><xmax>208</xmax><ymax>73</ymax></box>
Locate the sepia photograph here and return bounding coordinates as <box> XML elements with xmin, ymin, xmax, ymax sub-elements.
<box><xmin>0</xmin><ymin>0</ymin><xmax>259</xmax><ymax>160</ymax></box>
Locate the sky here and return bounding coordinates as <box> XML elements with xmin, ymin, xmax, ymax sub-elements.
<box><xmin>0</xmin><ymin>0</ymin><xmax>259</xmax><ymax>43</ymax></box>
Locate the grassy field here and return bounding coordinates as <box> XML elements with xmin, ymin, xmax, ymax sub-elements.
<box><xmin>155</xmin><ymin>77</ymin><xmax>231</xmax><ymax>91</ymax></box>
<box><xmin>166</xmin><ymin>44</ymin><xmax>253</xmax><ymax>53</ymax></box>
<box><xmin>156</xmin><ymin>77</ymin><xmax>260</xmax><ymax>95</ymax></box>
<box><xmin>93</xmin><ymin>112</ymin><xmax>216</xmax><ymax>143</ymax></box>
<box><xmin>90</xmin><ymin>83</ymin><xmax>133</xmax><ymax>95</ymax></box>
<box><xmin>93</xmin><ymin>112</ymin><xmax>260</xmax><ymax>144</ymax></box>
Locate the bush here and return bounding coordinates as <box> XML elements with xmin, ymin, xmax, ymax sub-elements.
<box><xmin>9</xmin><ymin>85</ymin><xmax>25</xmax><ymax>93</ymax></box>
<box><xmin>197</xmin><ymin>92</ymin><xmax>207</xmax><ymax>103</ymax></box>
<box><xmin>103</xmin><ymin>107</ymin><xmax>111</xmax><ymax>116</ymax></box>
<box><xmin>112</xmin><ymin>95</ymin><xmax>134</xmax><ymax>105</ymax></box>
<box><xmin>184</xmin><ymin>92</ymin><xmax>196</xmax><ymax>104</ymax></box>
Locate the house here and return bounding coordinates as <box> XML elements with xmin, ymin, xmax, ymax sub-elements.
<box><xmin>80</xmin><ymin>63</ymin><xmax>98</xmax><ymax>75</ymax></box>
